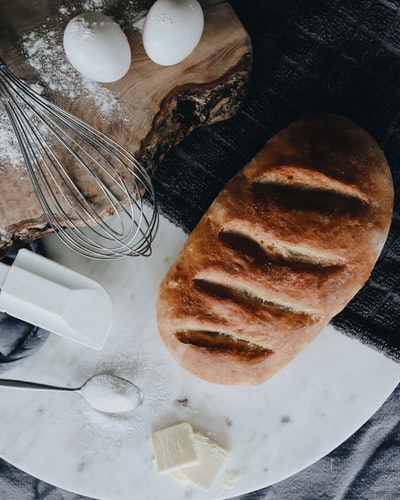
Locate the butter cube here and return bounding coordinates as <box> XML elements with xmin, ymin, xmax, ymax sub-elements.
<box><xmin>151</xmin><ymin>422</ymin><xmax>198</xmax><ymax>473</ymax></box>
<box><xmin>179</xmin><ymin>432</ymin><xmax>230</xmax><ymax>489</ymax></box>
<box><xmin>169</xmin><ymin>469</ymin><xmax>190</xmax><ymax>485</ymax></box>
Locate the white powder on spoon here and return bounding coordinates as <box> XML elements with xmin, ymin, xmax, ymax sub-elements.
<box><xmin>80</xmin><ymin>374</ymin><xmax>144</xmax><ymax>413</ymax></box>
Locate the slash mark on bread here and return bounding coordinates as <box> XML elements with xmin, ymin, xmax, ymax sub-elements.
<box><xmin>175</xmin><ymin>330</ymin><xmax>273</xmax><ymax>362</ymax></box>
<box><xmin>251</xmin><ymin>166</ymin><xmax>369</xmax><ymax>214</ymax></box>
<box><xmin>219</xmin><ymin>227</ymin><xmax>345</xmax><ymax>269</ymax></box>
<box><xmin>194</xmin><ymin>277</ymin><xmax>319</xmax><ymax>320</ymax></box>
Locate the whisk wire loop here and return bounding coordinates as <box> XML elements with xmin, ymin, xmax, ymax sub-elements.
<box><xmin>0</xmin><ymin>59</ymin><xmax>158</xmax><ymax>259</ymax></box>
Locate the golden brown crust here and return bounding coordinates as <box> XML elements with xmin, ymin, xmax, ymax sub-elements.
<box><xmin>157</xmin><ymin>114</ymin><xmax>394</xmax><ymax>385</ymax></box>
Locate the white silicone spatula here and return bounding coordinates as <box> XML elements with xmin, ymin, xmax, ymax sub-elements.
<box><xmin>0</xmin><ymin>249</ymin><xmax>113</xmax><ymax>349</ymax></box>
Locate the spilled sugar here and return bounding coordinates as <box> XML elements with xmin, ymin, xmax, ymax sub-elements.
<box><xmin>0</xmin><ymin>0</ymin><xmax>147</xmax><ymax>166</ymax></box>
<box><xmin>73</xmin><ymin>346</ymin><xmax>183</xmax><ymax>441</ymax></box>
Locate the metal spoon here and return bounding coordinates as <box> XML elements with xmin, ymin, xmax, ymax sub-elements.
<box><xmin>0</xmin><ymin>374</ymin><xmax>144</xmax><ymax>414</ymax></box>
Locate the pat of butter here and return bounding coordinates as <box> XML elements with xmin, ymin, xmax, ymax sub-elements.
<box><xmin>151</xmin><ymin>422</ymin><xmax>230</xmax><ymax>490</ymax></box>
<box><xmin>151</xmin><ymin>422</ymin><xmax>198</xmax><ymax>473</ymax></box>
<box><xmin>179</xmin><ymin>432</ymin><xmax>230</xmax><ymax>489</ymax></box>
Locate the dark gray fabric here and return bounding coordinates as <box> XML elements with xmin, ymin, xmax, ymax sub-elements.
<box><xmin>1</xmin><ymin>0</ymin><xmax>399</xmax><ymax>498</ymax></box>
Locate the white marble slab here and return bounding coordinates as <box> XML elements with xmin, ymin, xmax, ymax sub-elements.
<box><xmin>0</xmin><ymin>214</ymin><xmax>398</xmax><ymax>500</ymax></box>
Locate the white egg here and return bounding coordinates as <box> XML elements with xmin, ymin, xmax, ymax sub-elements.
<box><xmin>143</xmin><ymin>0</ymin><xmax>204</xmax><ymax>66</ymax></box>
<box><xmin>63</xmin><ymin>12</ymin><xmax>131</xmax><ymax>83</ymax></box>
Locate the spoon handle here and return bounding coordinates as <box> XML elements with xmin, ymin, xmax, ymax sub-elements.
<box><xmin>0</xmin><ymin>379</ymin><xmax>73</xmax><ymax>391</ymax></box>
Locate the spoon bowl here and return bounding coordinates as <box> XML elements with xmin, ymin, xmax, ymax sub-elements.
<box><xmin>79</xmin><ymin>374</ymin><xmax>144</xmax><ymax>413</ymax></box>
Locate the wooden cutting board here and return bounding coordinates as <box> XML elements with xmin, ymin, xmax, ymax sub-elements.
<box><xmin>0</xmin><ymin>0</ymin><xmax>252</xmax><ymax>257</ymax></box>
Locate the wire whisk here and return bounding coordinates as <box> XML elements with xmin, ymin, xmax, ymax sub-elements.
<box><xmin>0</xmin><ymin>56</ymin><xmax>159</xmax><ymax>259</ymax></box>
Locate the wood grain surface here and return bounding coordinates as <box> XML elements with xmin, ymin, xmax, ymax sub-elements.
<box><xmin>0</xmin><ymin>0</ymin><xmax>252</xmax><ymax>256</ymax></box>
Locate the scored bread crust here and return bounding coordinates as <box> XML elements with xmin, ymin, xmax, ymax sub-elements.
<box><xmin>157</xmin><ymin>114</ymin><xmax>394</xmax><ymax>385</ymax></box>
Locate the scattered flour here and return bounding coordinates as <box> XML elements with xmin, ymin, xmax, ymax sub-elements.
<box><xmin>58</xmin><ymin>5</ymin><xmax>71</xmax><ymax>16</ymax></box>
<box><xmin>0</xmin><ymin>113</ymin><xmax>24</xmax><ymax>167</ymax></box>
<box><xmin>65</xmin><ymin>15</ymin><xmax>97</xmax><ymax>43</ymax></box>
<box><xmin>0</xmin><ymin>226</ymin><xmax>9</xmax><ymax>242</ymax></box>
<box><xmin>83</xmin><ymin>0</ymin><xmax>105</xmax><ymax>10</ymax></box>
<box><xmin>0</xmin><ymin>0</ymin><xmax>147</xmax><ymax>167</ymax></box>
<box><xmin>22</xmin><ymin>28</ymin><xmax>121</xmax><ymax>113</ymax></box>
<box><xmin>123</xmin><ymin>0</ymin><xmax>148</xmax><ymax>31</ymax></box>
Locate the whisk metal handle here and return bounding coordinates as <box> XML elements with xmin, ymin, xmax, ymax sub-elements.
<box><xmin>0</xmin><ymin>56</ymin><xmax>6</xmax><ymax>68</ymax></box>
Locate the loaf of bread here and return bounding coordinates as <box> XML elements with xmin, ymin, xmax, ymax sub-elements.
<box><xmin>157</xmin><ymin>114</ymin><xmax>394</xmax><ymax>385</ymax></box>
